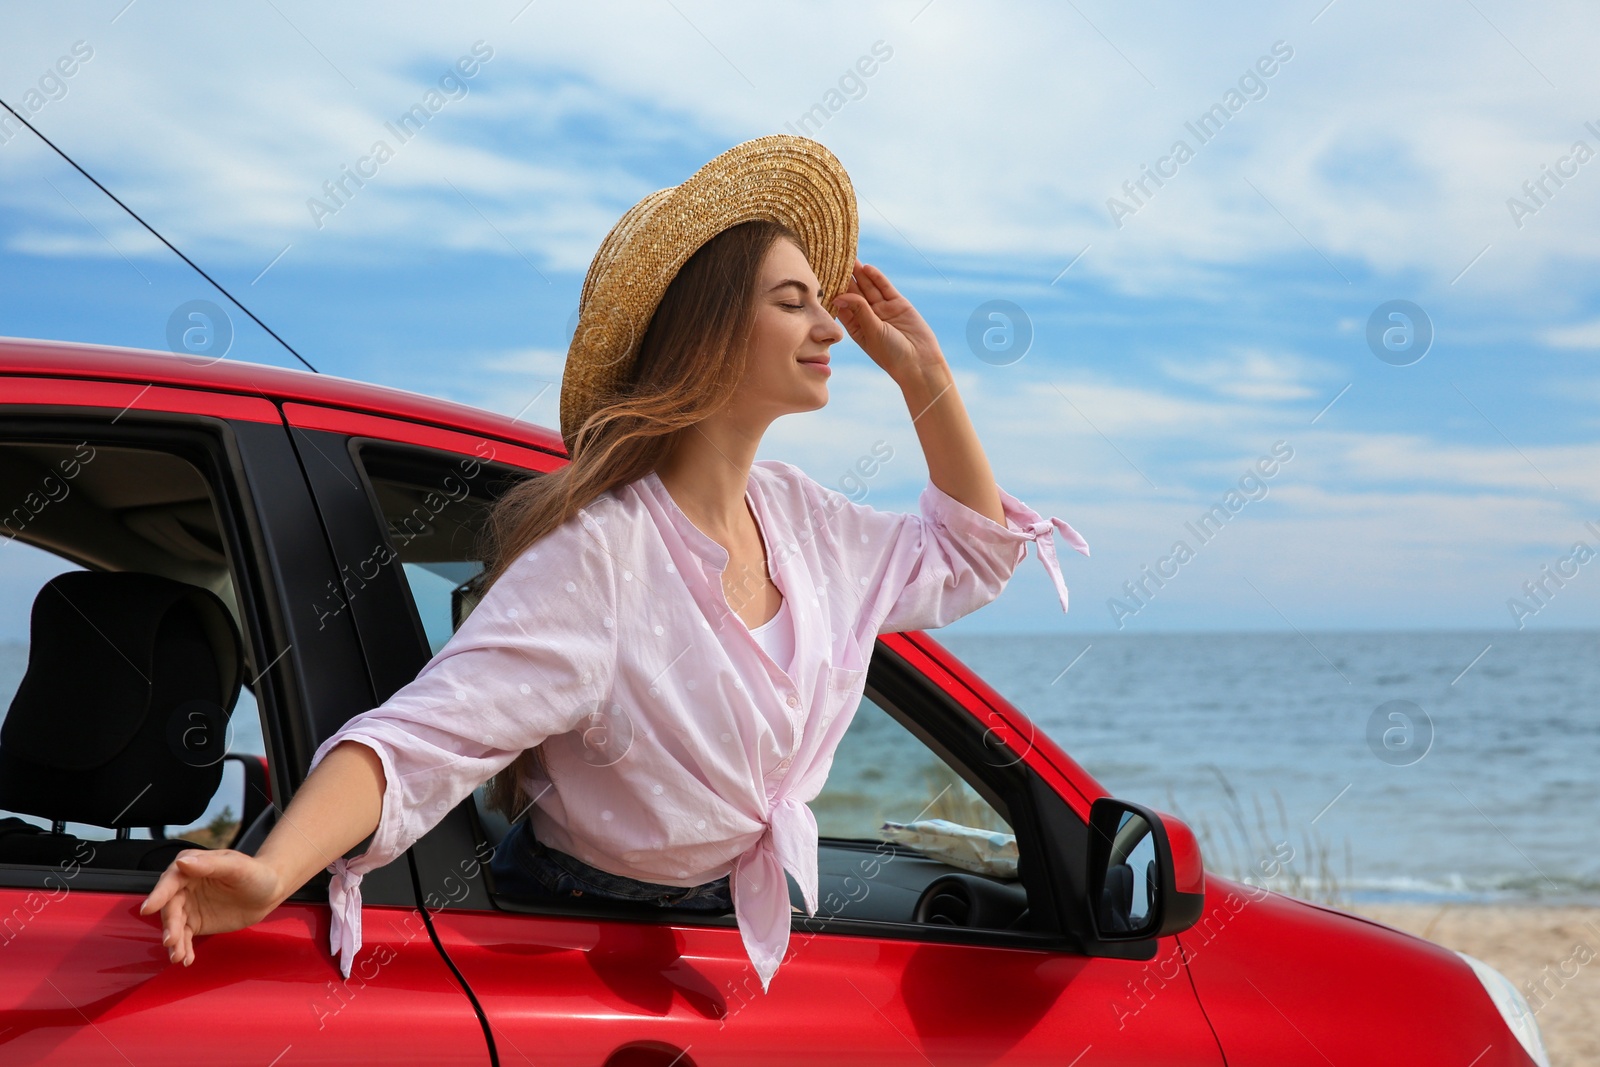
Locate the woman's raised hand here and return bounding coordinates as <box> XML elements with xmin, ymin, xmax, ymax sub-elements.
<box><xmin>831</xmin><ymin>258</ymin><xmax>946</xmax><ymax>386</ymax></box>
<box><xmin>139</xmin><ymin>848</ymin><xmax>285</xmax><ymax>966</ymax></box>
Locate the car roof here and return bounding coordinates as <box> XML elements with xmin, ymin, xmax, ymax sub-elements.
<box><xmin>0</xmin><ymin>335</ymin><xmax>567</xmax><ymax>456</ymax></box>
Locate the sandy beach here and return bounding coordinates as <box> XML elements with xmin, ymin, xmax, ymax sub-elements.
<box><xmin>1335</xmin><ymin>902</ymin><xmax>1599</xmax><ymax>1066</ymax></box>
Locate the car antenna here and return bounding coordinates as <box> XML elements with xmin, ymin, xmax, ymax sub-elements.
<box><xmin>0</xmin><ymin>97</ymin><xmax>319</xmax><ymax>374</ymax></box>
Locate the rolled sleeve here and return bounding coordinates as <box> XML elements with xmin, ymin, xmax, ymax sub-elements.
<box><xmin>800</xmin><ymin>470</ymin><xmax>1089</xmax><ymax>637</ymax></box>
<box><xmin>306</xmin><ymin>506</ymin><xmax>620</xmax><ymax>977</ymax></box>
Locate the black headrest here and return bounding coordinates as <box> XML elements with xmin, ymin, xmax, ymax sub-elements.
<box><xmin>0</xmin><ymin>571</ymin><xmax>243</xmax><ymax>828</ymax></box>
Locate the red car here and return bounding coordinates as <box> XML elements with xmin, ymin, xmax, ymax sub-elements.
<box><xmin>0</xmin><ymin>335</ymin><xmax>1551</xmax><ymax>1065</ymax></box>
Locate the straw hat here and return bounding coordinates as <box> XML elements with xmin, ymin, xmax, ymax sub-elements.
<box><xmin>558</xmin><ymin>134</ymin><xmax>859</xmax><ymax>456</ymax></box>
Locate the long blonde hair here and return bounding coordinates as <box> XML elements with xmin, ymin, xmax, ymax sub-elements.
<box><xmin>479</xmin><ymin>218</ymin><xmax>801</xmax><ymax>819</ymax></box>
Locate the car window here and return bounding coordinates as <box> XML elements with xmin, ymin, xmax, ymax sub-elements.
<box><xmin>400</xmin><ymin>560</ymin><xmax>483</xmax><ymax>656</ymax></box>
<box><xmin>813</xmin><ymin>689</ymin><xmax>1014</xmax><ymax>843</ymax></box>
<box><xmin>801</xmin><ymin>683</ymin><xmax>1033</xmax><ymax>935</ymax></box>
<box><xmin>0</xmin><ymin>439</ymin><xmax>272</xmax><ymax>875</ymax></box>
<box><xmin>353</xmin><ymin>440</ymin><xmax>500</xmax><ymax>655</ymax></box>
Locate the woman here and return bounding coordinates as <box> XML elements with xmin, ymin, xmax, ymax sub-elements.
<box><xmin>140</xmin><ymin>135</ymin><xmax>1088</xmax><ymax>994</ymax></box>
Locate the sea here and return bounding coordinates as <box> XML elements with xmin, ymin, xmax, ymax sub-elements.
<box><xmin>4</xmin><ymin>630</ymin><xmax>1595</xmax><ymax>907</ymax></box>
<box><xmin>936</xmin><ymin>629</ymin><xmax>1600</xmax><ymax>908</ymax></box>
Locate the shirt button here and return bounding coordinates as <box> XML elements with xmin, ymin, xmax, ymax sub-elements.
<box><xmin>786</xmin><ymin>694</ymin><xmax>798</xmax><ymax>708</ymax></box>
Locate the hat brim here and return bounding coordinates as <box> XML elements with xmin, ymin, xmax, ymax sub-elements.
<box><xmin>560</xmin><ymin>134</ymin><xmax>859</xmax><ymax>455</ymax></box>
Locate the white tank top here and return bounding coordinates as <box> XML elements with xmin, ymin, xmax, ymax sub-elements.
<box><xmin>744</xmin><ymin>595</ymin><xmax>795</xmax><ymax>675</ymax></box>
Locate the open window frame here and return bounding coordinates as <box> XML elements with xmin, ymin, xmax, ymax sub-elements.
<box><xmin>0</xmin><ymin>415</ymin><xmax>292</xmax><ymax>897</ymax></box>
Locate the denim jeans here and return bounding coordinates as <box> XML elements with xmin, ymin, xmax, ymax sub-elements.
<box><xmin>489</xmin><ymin>818</ymin><xmax>733</xmax><ymax>912</ymax></box>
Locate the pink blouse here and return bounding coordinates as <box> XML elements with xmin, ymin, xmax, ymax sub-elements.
<box><xmin>307</xmin><ymin>459</ymin><xmax>1089</xmax><ymax>993</ymax></box>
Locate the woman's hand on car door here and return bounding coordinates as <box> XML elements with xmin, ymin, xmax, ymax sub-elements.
<box><xmin>139</xmin><ymin>849</ymin><xmax>284</xmax><ymax>966</ymax></box>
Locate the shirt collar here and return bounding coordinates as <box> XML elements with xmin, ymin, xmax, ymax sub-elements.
<box><xmin>638</xmin><ymin>466</ymin><xmax>767</xmax><ymax>574</ymax></box>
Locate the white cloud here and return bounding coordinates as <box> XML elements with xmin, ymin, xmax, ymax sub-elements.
<box><xmin>1294</xmin><ymin>429</ymin><xmax>1600</xmax><ymax>504</ymax></box>
<box><xmin>7</xmin><ymin>228</ymin><xmax>139</xmax><ymax>259</ymax></box>
<box><xmin>1158</xmin><ymin>346</ymin><xmax>1335</xmax><ymax>402</ymax></box>
<box><xmin>1540</xmin><ymin>318</ymin><xmax>1600</xmax><ymax>350</ymax></box>
<box><xmin>2</xmin><ymin>0</ymin><xmax>1598</xmax><ymax>303</ymax></box>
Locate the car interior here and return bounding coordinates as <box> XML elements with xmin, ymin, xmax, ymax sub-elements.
<box><xmin>353</xmin><ymin>441</ymin><xmax>1039</xmax><ymax>936</ymax></box>
<box><xmin>0</xmin><ymin>439</ymin><xmax>272</xmax><ymax>872</ymax></box>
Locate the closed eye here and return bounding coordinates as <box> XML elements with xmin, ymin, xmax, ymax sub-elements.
<box><xmin>779</xmin><ymin>302</ymin><xmax>804</xmax><ymax>310</ymax></box>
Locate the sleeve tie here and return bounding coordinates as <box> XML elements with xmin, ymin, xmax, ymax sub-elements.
<box><xmin>326</xmin><ymin>856</ymin><xmax>363</xmax><ymax>979</ymax></box>
<box><xmin>1021</xmin><ymin>515</ymin><xmax>1090</xmax><ymax>613</ymax></box>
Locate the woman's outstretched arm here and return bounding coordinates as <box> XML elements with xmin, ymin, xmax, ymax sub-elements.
<box><xmin>141</xmin><ymin>506</ymin><xmax>620</xmax><ymax>973</ymax></box>
<box><xmin>139</xmin><ymin>739</ymin><xmax>386</xmax><ymax>967</ymax></box>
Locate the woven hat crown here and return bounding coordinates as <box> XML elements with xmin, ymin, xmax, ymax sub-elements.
<box><xmin>559</xmin><ymin>134</ymin><xmax>859</xmax><ymax>456</ymax></box>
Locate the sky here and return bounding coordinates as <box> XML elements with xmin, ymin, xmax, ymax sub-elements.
<box><xmin>2</xmin><ymin>0</ymin><xmax>1598</xmax><ymax>637</ymax></box>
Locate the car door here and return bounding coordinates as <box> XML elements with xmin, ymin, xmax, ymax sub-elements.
<box><xmin>0</xmin><ymin>373</ymin><xmax>488</xmax><ymax>1064</ymax></box>
<box><xmin>285</xmin><ymin>400</ymin><xmax>1226</xmax><ymax>1066</ymax></box>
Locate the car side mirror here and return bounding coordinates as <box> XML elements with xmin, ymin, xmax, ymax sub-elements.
<box><xmin>451</xmin><ymin>569</ymin><xmax>486</xmax><ymax>632</ymax></box>
<box><xmin>1085</xmin><ymin>797</ymin><xmax>1205</xmax><ymax>943</ymax></box>
<box><xmin>222</xmin><ymin>752</ymin><xmax>271</xmax><ymax>850</ymax></box>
